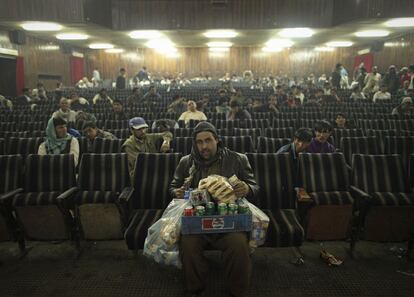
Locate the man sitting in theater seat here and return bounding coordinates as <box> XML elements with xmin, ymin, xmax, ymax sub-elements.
<box><xmin>38</xmin><ymin>117</ymin><xmax>79</xmax><ymax>167</ymax></box>
<box><xmin>126</xmin><ymin>87</ymin><xmax>143</xmax><ymax>106</ymax></box>
<box><xmin>227</xmin><ymin>100</ymin><xmax>252</xmax><ymax>121</ymax></box>
<box><xmin>69</xmin><ymin>93</ymin><xmax>90</xmax><ymax>111</ymax></box>
<box><xmin>392</xmin><ymin>97</ymin><xmax>414</xmax><ymax>116</ymax></box>
<box><xmin>109</xmin><ymin>99</ymin><xmax>129</xmax><ymax>121</ymax></box>
<box><xmin>307</xmin><ymin>120</ymin><xmax>335</xmax><ymax>153</ymax></box>
<box><xmin>52</xmin><ymin>98</ymin><xmax>77</xmax><ymax>123</ymax></box>
<box><xmin>122</xmin><ymin>117</ymin><xmax>172</xmax><ymax>181</ymax></box>
<box><xmin>92</xmin><ymin>88</ymin><xmax>113</xmax><ymax>105</ymax></box>
<box><xmin>373</xmin><ymin>85</ymin><xmax>391</xmax><ymax>102</ymax></box>
<box><xmin>83</xmin><ymin>122</ymin><xmax>117</xmax><ymax>152</ymax></box>
<box><xmin>169</xmin><ymin>122</ymin><xmax>258</xmax><ymax>297</ymax></box>
<box><xmin>178</xmin><ymin>100</ymin><xmax>207</xmax><ymax>127</ymax></box>
<box><xmin>277</xmin><ymin>128</ymin><xmax>313</xmax><ymax>186</ymax></box>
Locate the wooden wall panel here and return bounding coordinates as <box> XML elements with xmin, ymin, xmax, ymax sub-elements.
<box><xmin>85</xmin><ymin>47</ymin><xmax>357</xmax><ymax>81</ymax></box>
<box><xmin>372</xmin><ymin>32</ymin><xmax>414</xmax><ymax>72</ymax></box>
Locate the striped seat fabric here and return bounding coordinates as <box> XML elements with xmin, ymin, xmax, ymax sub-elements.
<box><xmin>172</xmin><ymin>137</ymin><xmax>192</xmax><ymax>155</ymax></box>
<box><xmin>125</xmin><ymin>153</ymin><xmax>182</xmax><ymax>250</ymax></box>
<box><xmin>299</xmin><ymin>153</ymin><xmax>352</xmax><ymax>205</ymax></box>
<box><xmin>5</xmin><ymin>137</ymin><xmax>43</xmax><ymax>156</ymax></box>
<box><xmin>371</xmin><ymin>192</ymin><xmax>413</xmax><ymax>206</ymax></box>
<box><xmin>91</xmin><ymin>138</ymin><xmax>124</xmax><ymax>153</ymax></box>
<box><xmin>221</xmin><ymin>136</ymin><xmax>254</xmax><ymax>153</ymax></box>
<box><xmin>246</xmin><ymin>153</ymin><xmax>304</xmax><ymax>247</ymax></box>
<box><xmin>384</xmin><ymin>136</ymin><xmax>414</xmax><ymax>165</ymax></box>
<box><xmin>256</xmin><ymin>137</ymin><xmax>290</xmax><ymax>153</ymax></box>
<box><xmin>332</xmin><ymin>129</ymin><xmax>363</xmax><ymax>148</ymax></box>
<box><xmin>340</xmin><ymin>137</ymin><xmax>382</xmax><ymax>165</ymax></box>
<box><xmin>0</xmin><ymin>155</ymin><xmax>23</xmax><ymax>194</ymax></box>
<box><xmin>0</xmin><ymin>138</ymin><xmax>4</xmax><ymax>155</ymax></box>
<box><xmin>265</xmin><ymin>127</ymin><xmax>294</xmax><ymax>139</ymax></box>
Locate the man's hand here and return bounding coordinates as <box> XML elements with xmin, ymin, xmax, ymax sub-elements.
<box><xmin>233</xmin><ymin>181</ymin><xmax>250</xmax><ymax>198</ymax></box>
<box><xmin>174</xmin><ymin>186</ymin><xmax>185</xmax><ymax>199</ymax></box>
<box><xmin>160</xmin><ymin>141</ymin><xmax>170</xmax><ymax>153</ymax></box>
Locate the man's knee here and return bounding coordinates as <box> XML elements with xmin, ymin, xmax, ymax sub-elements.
<box><xmin>219</xmin><ymin>232</ymin><xmax>250</xmax><ymax>254</ymax></box>
<box><xmin>180</xmin><ymin>234</ymin><xmax>205</xmax><ymax>253</ymax></box>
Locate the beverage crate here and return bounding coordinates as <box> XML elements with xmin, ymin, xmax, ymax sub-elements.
<box><xmin>181</xmin><ymin>214</ymin><xmax>252</xmax><ymax>235</ymax></box>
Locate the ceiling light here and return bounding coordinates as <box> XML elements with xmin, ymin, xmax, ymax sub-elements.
<box><xmin>326</xmin><ymin>41</ymin><xmax>353</xmax><ymax>47</ymax></box>
<box><xmin>56</xmin><ymin>33</ymin><xmax>88</xmax><ymax>40</ymax></box>
<box><xmin>39</xmin><ymin>45</ymin><xmax>60</xmax><ymax>51</ymax></box>
<box><xmin>355</xmin><ymin>30</ymin><xmax>390</xmax><ymax>37</ymax></box>
<box><xmin>89</xmin><ymin>43</ymin><xmax>114</xmax><ymax>49</ymax></box>
<box><xmin>204</xmin><ymin>30</ymin><xmax>238</xmax><ymax>38</ymax></box>
<box><xmin>279</xmin><ymin>28</ymin><xmax>314</xmax><ymax>38</ymax></box>
<box><xmin>209</xmin><ymin>47</ymin><xmax>230</xmax><ymax>52</ymax></box>
<box><xmin>146</xmin><ymin>38</ymin><xmax>174</xmax><ymax>49</ymax></box>
<box><xmin>129</xmin><ymin>30</ymin><xmax>162</xmax><ymax>39</ymax></box>
<box><xmin>262</xmin><ymin>47</ymin><xmax>282</xmax><ymax>53</ymax></box>
<box><xmin>385</xmin><ymin>18</ymin><xmax>414</xmax><ymax>27</ymax></box>
<box><xmin>265</xmin><ymin>39</ymin><xmax>294</xmax><ymax>48</ymax></box>
<box><xmin>105</xmin><ymin>48</ymin><xmax>124</xmax><ymax>53</ymax></box>
<box><xmin>21</xmin><ymin>22</ymin><xmax>62</xmax><ymax>31</ymax></box>
<box><xmin>315</xmin><ymin>47</ymin><xmax>334</xmax><ymax>52</ymax></box>
<box><xmin>207</xmin><ymin>41</ymin><xmax>232</xmax><ymax>47</ymax></box>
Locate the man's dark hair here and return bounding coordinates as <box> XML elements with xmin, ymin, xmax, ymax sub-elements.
<box><xmin>314</xmin><ymin>120</ymin><xmax>333</xmax><ymax>132</ymax></box>
<box><xmin>83</xmin><ymin>122</ymin><xmax>97</xmax><ymax>130</ymax></box>
<box><xmin>409</xmin><ymin>64</ymin><xmax>414</xmax><ymax>73</ymax></box>
<box><xmin>132</xmin><ymin>87</ymin><xmax>139</xmax><ymax>93</ymax></box>
<box><xmin>336</xmin><ymin>113</ymin><xmax>346</xmax><ymax>118</ymax></box>
<box><xmin>294</xmin><ymin>128</ymin><xmax>313</xmax><ymax>142</ymax></box>
<box><xmin>120</xmin><ymin>68</ymin><xmax>125</xmax><ymax>72</ymax></box>
<box><xmin>335</xmin><ymin>63</ymin><xmax>342</xmax><ymax>69</ymax></box>
<box><xmin>229</xmin><ymin>100</ymin><xmax>240</xmax><ymax>108</ymax></box>
<box><xmin>113</xmin><ymin>99</ymin><xmax>122</xmax><ymax>105</ymax></box>
<box><xmin>22</xmin><ymin>87</ymin><xmax>29</xmax><ymax>92</ymax></box>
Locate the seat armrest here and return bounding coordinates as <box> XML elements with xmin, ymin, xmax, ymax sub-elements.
<box><xmin>56</xmin><ymin>187</ymin><xmax>79</xmax><ymax>202</ymax></box>
<box><xmin>118</xmin><ymin>187</ymin><xmax>134</xmax><ymax>204</ymax></box>
<box><xmin>0</xmin><ymin>188</ymin><xmax>24</xmax><ymax>205</ymax></box>
<box><xmin>349</xmin><ymin>186</ymin><xmax>370</xmax><ymax>200</ymax></box>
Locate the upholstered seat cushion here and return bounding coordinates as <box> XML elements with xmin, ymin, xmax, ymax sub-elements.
<box><xmin>75</xmin><ymin>191</ymin><xmax>119</xmax><ymax>205</ymax></box>
<box><xmin>12</xmin><ymin>192</ymin><xmax>60</xmax><ymax>206</ymax></box>
<box><xmin>371</xmin><ymin>192</ymin><xmax>414</xmax><ymax>206</ymax></box>
<box><xmin>262</xmin><ymin>209</ymin><xmax>304</xmax><ymax>247</ymax></box>
<box><xmin>309</xmin><ymin>191</ymin><xmax>354</xmax><ymax>206</ymax></box>
<box><xmin>124</xmin><ymin>209</ymin><xmax>164</xmax><ymax>250</ymax></box>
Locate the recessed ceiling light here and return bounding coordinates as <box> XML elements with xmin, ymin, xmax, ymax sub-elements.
<box><xmin>204</xmin><ymin>30</ymin><xmax>238</xmax><ymax>38</ymax></box>
<box><xmin>56</xmin><ymin>33</ymin><xmax>88</xmax><ymax>40</ymax></box>
<box><xmin>39</xmin><ymin>45</ymin><xmax>60</xmax><ymax>51</ymax></box>
<box><xmin>355</xmin><ymin>30</ymin><xmax>390</xmax><ymax>37</ymax></box>
<box><xmin>279</xmin><ymin>28</ymin><xmax>314</xmax><ymax>38</ymax></box>
<box><xmin>209</xmin><ymin>47</ymin><xmax>230</xmax><ymax>52</ymax></box>
<box><xmin>129</xmin><ymin>30</ymin><xmax>162</xmax><ymax>39</ymax></box>
<box><xmin>315</xmin><ymin>47</ymin><xmax>334</xmax><ymax>52</ymax></box>
<box><xmin>326</xmin><ymin>41</ymin><xmax>353</xmax><ymax>47</ymax></box>
<box><xmin>105</xmin><ymin>48</ymin><xmax>124</xmax><ymax>53</ymax></box>
<box><xmin>21</xmin><ymin>22</ymin><xmax>62</xmax><ymax>31</ymax></box>
<box><xmin>262</xmin><ymin>47</ymin><xmax>282</xmax><ymax>53</ymax></box>
<box><xmin>385</xmin><ymin>18</ymin><xmax>414</xmax><ymax>27</ymax></box>
<box><xmin>89</xmin><ymin>43</ymin><xmax>114</xmax><ymax>49</ymax></box>
<box><xmin>265</xmin><ymin>39</ymin><xmax>294</xmax><ymax>48</ymax></box>
<box><xmin>207</xmin><ymin>41</ymin><xmax>232</xmax><ymax>47</ymax></box>
<box><xmin>145</xmin><ymin>38</ymin><xmax>174</xmax><ymax>48</ymax></box>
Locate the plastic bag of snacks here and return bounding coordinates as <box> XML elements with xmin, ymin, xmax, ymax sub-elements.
<box><xmin>143</xmin><ymin>199</ymin><xmax>191</xmax><ymax>268</ymax></box>
<box><xmin>238</xmin><ymin>198</ymin><xmax>270</xmax><ymax>249</ymax></box>
<box><xmin>198</xmin><ymin>175</ymin><xmax>237</xmax><ymax>204</ymax></box>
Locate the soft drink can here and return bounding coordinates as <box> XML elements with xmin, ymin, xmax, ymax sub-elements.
<box><xmin>184</xmin><ymin>206</ymin><xmax>194</xmax><ymax>216</ymax></box>
<box><xmin>238</xmin><ymin>203</ymin><xmax>250</xmax><ymax>214</ymax></box>
<box><xmin>195</xmin><ymin>205</ymin><xmax>205</xmax><ymax>216</ymax></box>
<box><xmin>228</xmin><ymin>203</ymin><xmax>238</xmax><ymax>215</ymax></box>
<box><xmin>206</xmin><ymin>202</ymin><xmax>215</xmax><ymax>215</ymax></box>
<box><xmin>218</xmin><ymin>203</ymin><xmax>227</xmax><ymax>215</ymax></box>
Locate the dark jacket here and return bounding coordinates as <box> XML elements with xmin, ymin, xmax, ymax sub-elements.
<box><xmin>169</xmin><ymin>149</ymin><xmax>259</xmax><ymax>202</ymax></box>
<box><xmin>116</xmin><ymin>75</ymin><xmax>126</xmax><ymax>89</ymax></box>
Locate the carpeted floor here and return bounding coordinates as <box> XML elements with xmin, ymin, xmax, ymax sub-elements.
<box><xmin>0</xmin><ymin>240</ymin><xmax>413</xmax><ymax>297</ymax></box>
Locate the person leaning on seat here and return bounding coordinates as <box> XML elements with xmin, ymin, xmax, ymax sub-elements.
<box><xmin>38</xmin><ymin>117</ymin><xmax>79</xmax><ymax>167</ymax></box>
<box><xmin>169</xmin><ymin>122</ymin><xmax>259</xmax><ymax>297</ymax></box>
<box><xmin>122</xmin><ymin>117</ymin><xmax>173</xmax><ymax>181</ymax></box>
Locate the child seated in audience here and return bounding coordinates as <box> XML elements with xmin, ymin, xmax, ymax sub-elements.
<box><xmin>334</xmin><ymin>113</ymin><xmax>354</xmax><ymax>129</ymax></box>
<box><xmin>83</xmin><ymin>122</ymin><xmax>117</xmax><ymax>152</ymax></box>
<box><xmin>307</xmin><ymin>120</ymin><xmax>335</xmax><ymax>153</ymax></box>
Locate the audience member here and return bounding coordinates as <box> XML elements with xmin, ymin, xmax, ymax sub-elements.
<box><xmin>83</xmin><ymin>121</ymin><xmax>117</xmax><ymax>152</ymax></box>
<box><xmin>334</xmin><ymin>113</ymin><xmax>353</xmax><ymax>129</ymax></box>
<box><xmin>15</xmin><ymin>88</ymin><xmax>32</xmax><ymax>106</ymax></box>
<box><xmin>52</xmin><ymin>98</ymin><xmax>77</xmax><ymax>123</ymax></box>
<box><xmin>116</xmin><ymin>68</ymin><xmax>126</xmax><ymax>89</ymax></box>
<box><xmin>363</xmin><ymin>66</ymin><xmax>381</xmax><ymax>94</ymax></box>
<box><xmin>110</xmin><ymin>99</ymin><xmax>129</xmax><ymax>120</ymax></box>
<box><xmin>122</xmin><ymin>117</ymin><xmax>173</xmax><ymax>180</ymax></box>
<box><xmin>392</xmin><ymin>97</ymin><xmax>414</xmax><ymax>116</ymax></box>
<box><xmin>277</xmin><ymin>128</ymin><xmax>313</xmax><ymax>186</ymax></box>
<box><xmin>167</xmin><ymin>95</ymin><xmax>187</xmax><ymax>114</ymax></box>
<box><xmin>216</xmin><ymin>97</ymin><xmax>231</xmax><ymax>114</ymax></box>
<box><xmin>382</xmin><ymin>65</ymin><xmax>400</xmax><ymax>94</ymax></box>
<box><xmin>69</xmin><ymin>93</ymin><xmax>90</xmax><ymax>111</ymax></box>
<box><xmin>307</xmin><ymin>120</ymin><xmax>335</xmax><ymax>153</ymax></box>
<box><xmin>350</xmin><ymin>85</ymin><xmax>366</xmax><ymax>101</ymax></box>
<box><xmin>178</xmin><ymin>100</ymin><xmax>207</xmax><ymax>127</ymax></box>
<box><xmin>38</xmin><ymin>117</ymin><xmax>79</xmax><ymax>167</ymax></box>
<box><xmin>0</xmin><ymin>95</ymin><xmax>13</xmax><ymax>110</ymax></box>
<box><xmin>373</xmin><ymin>85</ymin><xmax>391</xmax><ymax>102</ymax></box>
<box><xmin>93</xmin><ymin>88</ymin><xmax>113</xmax><ymax>105</ymax></box>
<box><xmin>126</xmin><ymin>87</ymin><xmax>143</xmax><ymax>106</ymax></box>
<box><xmin>227</xmin><ymin>100</ymin><xmax>252</xmax><ymax>120</ymax></box>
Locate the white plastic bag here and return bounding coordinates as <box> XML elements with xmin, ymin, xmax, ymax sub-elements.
<box><xmin>239</xmin><ymin>198</ymin><xmax>270</xmax><ymax>249</ymax></box>
<box><xmin>143</xmin><ymin>199</ymin><xmax>191</xmax><ymax>269</ymax></box>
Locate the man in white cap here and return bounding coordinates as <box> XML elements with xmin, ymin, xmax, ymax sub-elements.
<box><xmin>122</xmin><ymin>117</ymin><xmax>173</xmax><ymax>181</ymax></box>
<box><xmin>392</xmin><ymin>97</ymin><xmax>414</xmax><ymax>115</ymax></box>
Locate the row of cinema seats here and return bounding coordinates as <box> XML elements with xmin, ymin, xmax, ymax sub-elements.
<box><xmin>1</xmin><ymin>152</ymin><xmax>413</xmax><ymax>258</ymax></box>
<box><xmin>0</xmin><ymin>135</ymin><xmax>413</xmax><ymax>173</ymax></box>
